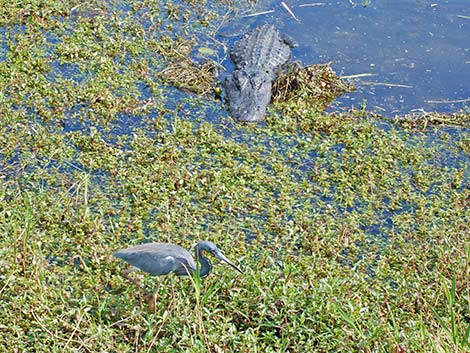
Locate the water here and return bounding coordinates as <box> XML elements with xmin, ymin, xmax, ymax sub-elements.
<box><xmin>1</xmin><ymin>0</ymin><xmax>468</xmax><ymax>265</ymax></box>
<box><xmin>225</xmin><ymin>0</ymin><xmax>470</xmax><ymax>115</ymax></box>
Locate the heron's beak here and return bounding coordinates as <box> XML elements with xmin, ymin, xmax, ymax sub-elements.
<box><xmin>215</xmin><ymin>250</ymin><xmax>242</xmax><ymax>273</ymax></box>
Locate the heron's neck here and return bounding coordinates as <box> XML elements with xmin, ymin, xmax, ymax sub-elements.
<box><xmin>196</xmin><ymin>251</ymin><xmax>212</xmax><ymax>277</ymax></box>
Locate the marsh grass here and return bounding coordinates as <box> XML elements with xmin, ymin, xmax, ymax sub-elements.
<box><xmin>1</xmin><ymin>0</ymin><xmax>470</xmax><ymax>352</ymax></box>
<box><xmin>428</xmin><ymin>274</ymin><xmax>470</xmax><ymax>351</ymax></box>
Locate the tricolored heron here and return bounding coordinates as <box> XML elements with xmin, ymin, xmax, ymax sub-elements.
<box><xmin>113</xmin><ymin>241</ymin><xmax>242</xmax><ymax>303</ymax></box>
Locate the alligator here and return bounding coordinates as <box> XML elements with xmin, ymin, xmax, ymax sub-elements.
<box><xmin>225</xmin><ymin>24</ymin><xmax>297</xmax><ymax>122</ymax></box>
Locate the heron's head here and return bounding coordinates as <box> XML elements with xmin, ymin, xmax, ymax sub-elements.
<box><xmin>195</xmin><ymin>241</ymin><xmax>242</xmax><ymax>273</ymax></box>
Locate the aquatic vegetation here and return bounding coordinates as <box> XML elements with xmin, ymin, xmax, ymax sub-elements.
<box><xmin>0</xmin><ymin>0</ymin><xmax>469</xmax><ymax>352</ymax></box>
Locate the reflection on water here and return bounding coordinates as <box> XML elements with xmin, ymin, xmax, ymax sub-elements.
<box><xmin>229</xmin><ymin>0</ymin><xmax>470</xmax><ymax>115</ymax></box>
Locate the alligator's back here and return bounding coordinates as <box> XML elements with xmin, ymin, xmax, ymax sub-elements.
<box><xmin>225</xmin><ymin>24</ymin><xmax>296</xmax><ymax>122</ymax></box>
<box><xmin>229</xmin><ymin>24</ymin><xmax>292</xmax><ymax>73</ymax></box>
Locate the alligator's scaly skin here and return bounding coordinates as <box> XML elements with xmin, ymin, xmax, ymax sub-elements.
<box><xmin>230</xmin><ymin>24</ymin><xmax>293</xmax><ymax>73</ymax></box>
<box><xmin>225</xmin><ymin>25</ymin><xmax>295</xmax><ymax>122</ymax></box>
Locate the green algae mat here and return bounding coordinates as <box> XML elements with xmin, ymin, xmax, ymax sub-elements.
<box><xmin>1</xmin><ymin>1</ymin><xmax>470</xmax><ymax>352</ymax></box>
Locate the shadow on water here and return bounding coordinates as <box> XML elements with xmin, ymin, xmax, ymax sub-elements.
<box><xmin>222</xmin><ymin>0</ymin><xmax>470</xmax><ymax>115</ymax></box>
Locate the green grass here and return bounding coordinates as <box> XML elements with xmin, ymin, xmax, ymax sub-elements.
<box><xmin>1</xmin><ymin>0</ymin><xmax>470</xmax><ymax>352</ymax></box>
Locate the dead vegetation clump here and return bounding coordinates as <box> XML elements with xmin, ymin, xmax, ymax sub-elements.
<box><xmin>272</xmin><ymin>63</ymin><xmax>354</xmax><ymax>115</ymax></box>
<box><xmin>154</xmin><ymin>35</ymin><xmax>218</xmax><ymax>96</ymax></box>
<box><xmin>394</xmin><ymin>110</ymin><xmax>470</xmax><ymax>130</ymax></box>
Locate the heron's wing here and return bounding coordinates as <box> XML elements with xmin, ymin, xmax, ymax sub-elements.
<box><xmin>152</xmin><ymin>244</ymin><xmax>196</xmax><ymax>275</ymax></box>
<box><xmin>114</xmin><ymin>243</ymin><xmax>195</xmax><ymax>276</ymax></box>
<box><xmin>173</xmin><ymin>254</ymin><xmax>196</xmax><ymax>276</ymax></box>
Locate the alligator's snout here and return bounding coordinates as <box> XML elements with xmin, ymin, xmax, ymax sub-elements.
<box><xmin>225</xmin><ymin>70</ymin><xmax>272</xmax><ymax>122</ymax></box>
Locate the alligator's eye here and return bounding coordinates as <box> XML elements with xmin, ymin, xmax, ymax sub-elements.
<box><xmin>235</xmin><ymin>75</ymin><xmax>248</xmax><ymax>89</ymax></box>
<box><xmin>253</xmin><ymin>76</ymin><xmax>265</xmax><ymax>89</ymax></box>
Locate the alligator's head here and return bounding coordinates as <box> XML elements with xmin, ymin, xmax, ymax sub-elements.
<box><xmin>225</xmin><ymin>69</ymin><xmax>273</xmax><ymax>122</ymax></box>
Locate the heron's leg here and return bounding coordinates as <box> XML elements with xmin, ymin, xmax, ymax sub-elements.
<box><xmin>153</xmin><ymin>277</ymin><xmax>164</xmax><ymax>301</ymax></box>
<box><xmin>146</xmin><ymin>277</ymin><xmax>165</xmax><ymax>311</ymax></box>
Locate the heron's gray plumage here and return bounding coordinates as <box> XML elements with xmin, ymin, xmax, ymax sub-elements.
<box><xmin>113</xmin><ymin>241</ymin><xmax>241</xmax><ymax>278</ymax></box>
<box><xmin>114</xmin><ymin>243</ymin><xmax>196</xmax><ymax>276</ymax></box>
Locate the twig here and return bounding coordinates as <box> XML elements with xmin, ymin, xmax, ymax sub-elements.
<box><xmin>0</xmin><ymin>270</ymin><xmax>16</xmax><ymax>295</ymax></box>
<box><xmin>63</xmin><ymin>310</ymin><xmax>85</xmax><ymax>351</ymax></box>
<box><xmin>281</xmin><ymin>2</ymin><xmax>300</xmax><ymax>22</ymax></box>
<box><xmin>242</xmin><ymin>10</ymin><xmax>275</xmax><ymax>18</ymax></box>
<box><xmin>299</xmin><ymin>3</ymin><xmax>326</xmax><ymax>7</ymax></box>
<box><xmin>358</xmin><ymin>81</ymin><xmax>413</xmax><ymax>88</ymax></box>
<box><xmin>425</xmin><ymin>97</ymin><xmax>470</xmax><ymax>104</ymax></box>
<box><xmin>340</xmin><ymin>73</ymin><xmax>377</xmax><ymax>79</ymax></box>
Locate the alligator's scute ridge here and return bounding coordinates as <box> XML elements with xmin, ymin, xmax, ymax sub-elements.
<box><xmin>229</xmin><ymin>24</ymin><xmax>292</xmax><ymax>73</ymax></box>
<box><xmin>225</xmin><ymin>25</ymin><xmax>295</xmax><ymax>122</ymax></box>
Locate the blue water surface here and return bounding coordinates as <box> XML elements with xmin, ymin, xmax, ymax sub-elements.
<box><xmin>225</xmin><ymin>0</ymin><xmax>470</xmax><ymax>115</ymax></box>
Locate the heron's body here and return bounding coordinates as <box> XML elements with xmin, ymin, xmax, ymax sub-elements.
<box><xmin>113</xmin><ymin>240</ymin><xmax>241</xmax><ymax>278</ymax></box>
<box><xmin>114</xmin><ymin>243</ymin><xmax>197</xmax><ymax>276</ymax></box>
